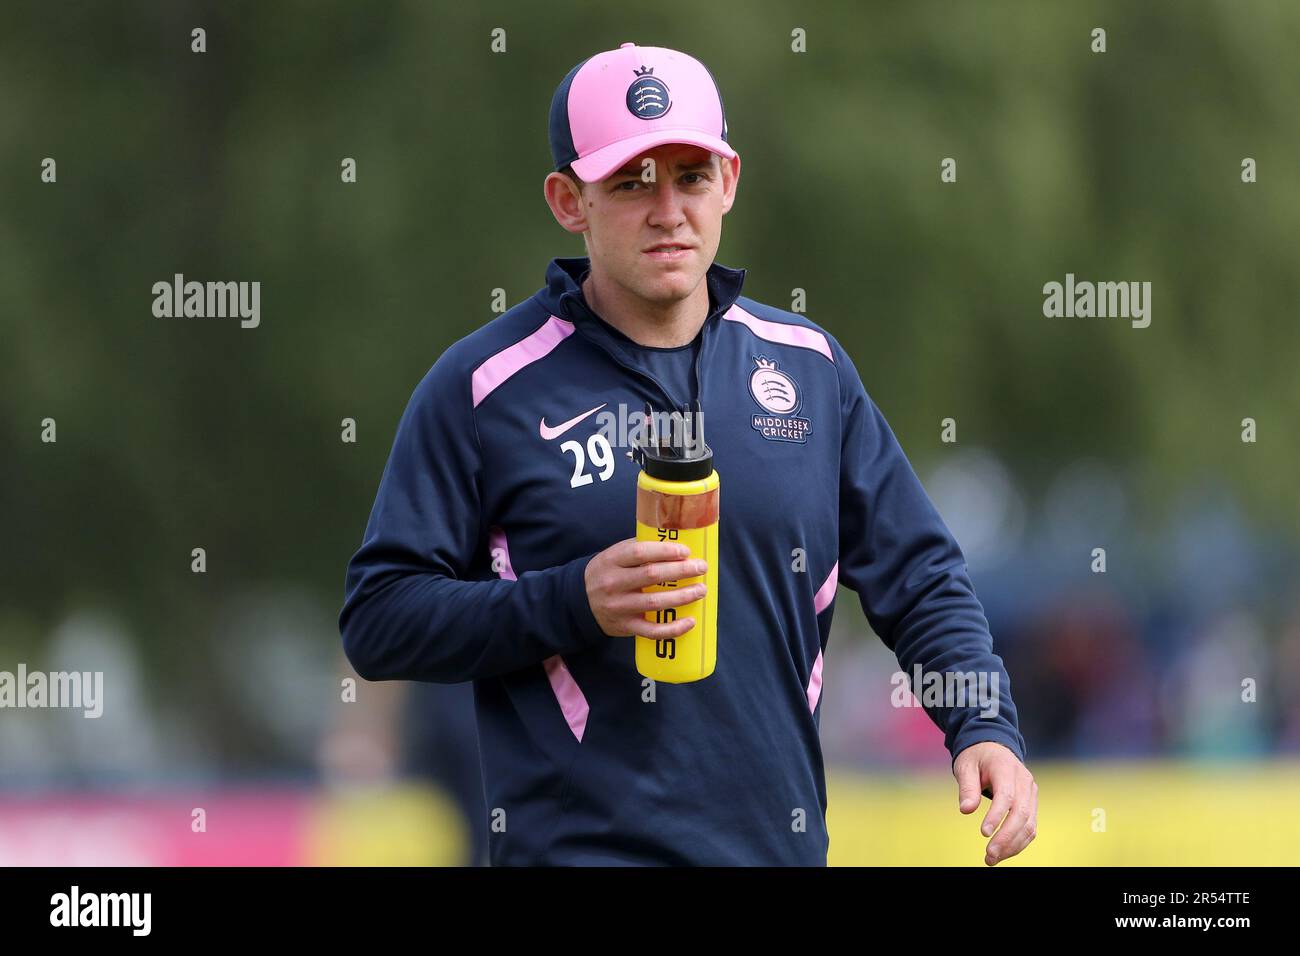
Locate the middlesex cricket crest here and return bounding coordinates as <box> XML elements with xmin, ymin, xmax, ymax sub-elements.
<box><xmin>748</xmin><ymin>356</ymin><xmax>812</xmax><ymax>443</ymax></box>
<box><xmin>627</xmin><ymin>66</ymin><xmax>672</xmax><ymax>120</ymax></box>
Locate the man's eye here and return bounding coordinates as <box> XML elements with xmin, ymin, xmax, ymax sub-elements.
<box><xmin>682</xmin><ymin>173</ymin><xmax>704</xmax><ymax>184</ymax></box>
<box><xmin>617</xmin><ymin>180</ymin><xmax>642</xmax><ymax>191</ymax></box>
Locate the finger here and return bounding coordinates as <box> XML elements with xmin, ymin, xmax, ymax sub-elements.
<box><xmin>978</xmin><ymin>760</ymin><xmax>1018</xmax><ymax>839</ymax></box>
<box><xmin>987</xmin><ymin>805</ymin><xmax>1037</xmax><ymax>865</ymax></box>
<box><xmin>1000</xmin><ymin>779</ymin><xmax>1039</xmax><ymax>860</ymax></box>
<box><xmin>953</xmin><ymin>758</ymin><xmax>983</xmax><ymax>814</ymax></box>
<box><xmin>604</xmin><ymin>584</ymin><xmax>702</xmax><ymax>621</ymax></box>
<box><xmin>627</xmin><ymin>614</ymin><xmax>696</xmax><ymax>640</ymax></box>
<box><xmin>623</xmin><ymin>558</ymin><xmax>708</xmax><ymax>590</ymax></box>
<box><xmin>616</xmin><ymin>539</ymin><xmax>690</xmax><ymax>567</ymax></box>
<box><xmin>629</xmin><ymin>582</ymin><xmax>707</xmax><ymax>612</ymax></box>
<box><xmin>994</xmin><ymin>807</ymin><xmax>1038</xmax><ymax>864</ymax></box>
<box><xmin>626</xmin><ymin>589</ymin><xmax>704</xmax><ymax>634</ymax></box>
<box><xmin>987</xmin><ymin>775</ymin><xmax>1036</xmax><ymax>863</ymax></box>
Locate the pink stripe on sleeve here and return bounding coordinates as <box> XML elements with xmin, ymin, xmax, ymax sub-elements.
<box><xmin>722</xmin><ymin>304</ymin><xmax>834</xmax><ymax>363</ymax></box>
<box><xmin>471</xmin><ymin>315</ymin><xmax>576</xmax><ymax>408</ymax></box>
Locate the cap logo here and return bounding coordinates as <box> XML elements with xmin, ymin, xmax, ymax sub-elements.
<box><xmin>626</xmin><ymin>66</ymin><xmax>672</xmax><ymax>120</ymax></box>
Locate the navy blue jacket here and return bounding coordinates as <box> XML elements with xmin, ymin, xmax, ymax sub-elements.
<box><xmin>339</xmin><ymin>256</ymin><xmax>1026</xmax><ymax>865</ymax></box>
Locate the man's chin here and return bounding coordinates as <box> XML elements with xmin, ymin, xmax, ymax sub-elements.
<box><xmin>636</xmin><ymin>263</ymin><xmax>702</xmax><ymax>302</ymax></box>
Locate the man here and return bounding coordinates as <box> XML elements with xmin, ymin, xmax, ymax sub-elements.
<box><xmin>339</xmin><ymin>42</ymin><xmax>1037</xmax><ymax>866</ymax></box>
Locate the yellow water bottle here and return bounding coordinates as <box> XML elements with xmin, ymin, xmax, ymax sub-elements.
<box><xmin>632</xmin><ymin>400</ymin><xmax>720</xmax><ymax>683</ymax></box>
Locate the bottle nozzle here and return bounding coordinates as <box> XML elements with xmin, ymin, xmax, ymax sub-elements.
<box><xmin>632</xmin><ymin>398</ymin><xmax>713</xmax><ymax>481</ymax></box>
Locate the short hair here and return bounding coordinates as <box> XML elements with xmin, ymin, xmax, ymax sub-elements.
<box><xmin>559</xmin><ymin>163</ymin><xmax>586</xmax><ymax>195</ymax></box>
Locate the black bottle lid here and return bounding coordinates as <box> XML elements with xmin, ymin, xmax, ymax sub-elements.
<box><xmin>632</xmin><ymin>399</ymin><xmax>714</xmax><ymax>482</ymax></box>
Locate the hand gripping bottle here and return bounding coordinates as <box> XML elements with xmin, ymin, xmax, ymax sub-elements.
<box><xmin>631</xmin><ymin>400</ymin><xmax>720</xmax><ymax>683</ymax></box>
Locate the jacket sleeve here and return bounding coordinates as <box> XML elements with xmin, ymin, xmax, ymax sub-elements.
<box><xmin>830</xmin><ymin>336</ymin><xmax>1027</xmax><ymax>766</ymax></box>
<box><xmin>338</xmin><ymin>346</ymin><xmax>608</xmax><ymax>683</ymax></box>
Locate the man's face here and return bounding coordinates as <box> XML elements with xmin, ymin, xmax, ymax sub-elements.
<box><xmin>546</xmin><ymin>142</ymin><xmax>740</xmax><ymax>306</ymax></box>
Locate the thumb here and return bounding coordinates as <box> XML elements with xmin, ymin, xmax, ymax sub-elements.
<box><xmin>954</xmin><ymin>759</ymin><xmax>982</xmax><ymax>814</ymax></box>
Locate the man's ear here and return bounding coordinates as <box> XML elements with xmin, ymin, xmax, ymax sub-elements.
<box><xmin>544</xmin><ymin>172</ymin><xmax>589</xmax><ymax>236</ymax></box>
<box><xmin>719</xmin><ymin>154</ymin><xmax>741</xmax><ymax>215</ymax></box>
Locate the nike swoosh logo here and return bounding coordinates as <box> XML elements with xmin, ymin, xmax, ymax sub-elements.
<box><xmin>539</xmin><ymin>403</ymin><xmax>607</xmax><ymax>440</ymax></box>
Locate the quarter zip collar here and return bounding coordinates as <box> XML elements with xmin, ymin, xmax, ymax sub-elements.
<box><xmin>540</xmin><ymin>255</ymin><xmax>746</xmax><ymax>412</ymax></box>
<box><xmin>542</xmin><ymin>255</ymin><xmax>747</xmax><ymax>345</ymax></box>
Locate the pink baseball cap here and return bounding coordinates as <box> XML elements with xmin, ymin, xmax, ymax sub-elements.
<box><xmin>548</xmin><ymin>42</ymin><xmax>738</xmax><ymax>183</ymax></box>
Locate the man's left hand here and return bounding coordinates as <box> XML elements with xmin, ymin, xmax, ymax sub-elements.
<box><xmin>953</xmin><ymin>741</ymin><xmax>1037</xmax><ymax>866</ymax></box>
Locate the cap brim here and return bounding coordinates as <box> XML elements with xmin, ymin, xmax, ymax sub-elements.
<box><xmin>570</xmin><ymin>129</ymin><xmax>738</xmax><ymax>183</ymax></box>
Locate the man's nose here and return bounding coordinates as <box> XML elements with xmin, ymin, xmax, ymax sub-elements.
<box><xmin>646</xmin><ymin>176</ymin><xmax>686</xmax><ymax>226</ymax></box>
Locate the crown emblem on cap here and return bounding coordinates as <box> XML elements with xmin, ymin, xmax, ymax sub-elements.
<box><xmin>634</xmin><ymin>65</ymin><xmax>655</xmax><ymax>76</ymax></box>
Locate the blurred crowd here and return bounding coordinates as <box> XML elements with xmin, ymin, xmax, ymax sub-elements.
<box><xmin>821</xmin><ymin>450</ymin><xmax>1300</xmax><ymax>767</ymax></box>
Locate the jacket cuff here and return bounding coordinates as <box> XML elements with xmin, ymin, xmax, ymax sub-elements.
<box><xmin>949</xmin><ymin>724</ymin><xmax>1026</xmax><ymax>769</ymax></box>
<box><xmin>563</xmin><ymin>553</ymin><xmax>608</xmax><ymax>649</ymax></box>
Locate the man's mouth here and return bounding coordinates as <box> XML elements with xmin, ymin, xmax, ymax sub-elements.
<box><xmin>643</xmin><ymin>243</ymin><xmax>695</xmax><ymax>261</ymax></box>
